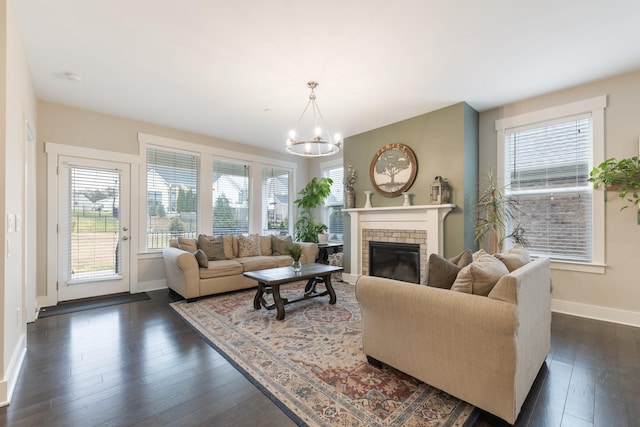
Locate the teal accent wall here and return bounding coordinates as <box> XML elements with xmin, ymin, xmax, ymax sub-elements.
<box><xmin>342</xmin><ymin>102</ymin><xmax>478</xmax><ymax>272</ymax></box>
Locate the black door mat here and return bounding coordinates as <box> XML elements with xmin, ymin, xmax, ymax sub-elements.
<box><xmin>38</xmin><ymin>292</ymin><xmax>150</xmax><ymax>318</ymax></box>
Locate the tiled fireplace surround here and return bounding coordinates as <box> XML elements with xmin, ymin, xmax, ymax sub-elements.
<box><xmin>344</xmin><ymin>205</ymin><xmax>454</xmax><ymax>283</ymax></box>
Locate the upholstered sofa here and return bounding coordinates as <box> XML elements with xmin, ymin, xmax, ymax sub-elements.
<box><xmin>355</xmin><ymin>255</ymin><xmax>551</xmax><ymax>424</ymax></box>
<box><xmin>163</xmin><ymin>234</ymin><xmax>317</xmax><ymax>300</ymax></box>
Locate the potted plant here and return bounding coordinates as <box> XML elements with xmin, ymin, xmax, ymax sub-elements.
<box><xmin>284</xmin><ymin>243</ymin><xmax>303</xmax><ymax>271</ymax></box>
<box><xmin>294</xmin><ymin>176</ymin><xmax>333</xmax><ymax>243</ymax></box>
<box><xmin>589</xmin><ymin>156</ymin><xmax>640</xmax><ymax>209</ymax></box>
<box><xmin>473</xmin><ymin>171</ymin><xmax>529</xmax><ymax>253</ymax></box>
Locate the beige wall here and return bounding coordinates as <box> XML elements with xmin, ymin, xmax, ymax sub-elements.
<box><xmin>36</xmin><ymin>101</ymin><xmax>311</xmax><ymax>297</ymax></box>
<box><xmin>340</xmin><ymin>102</ymin><xmax>479</xmax><ymax>271</ymax></box>
<box><xmin>479</xmin><ymin>70</ymin><xmax>640</xmax><ymax>323</ymax></box>
<box><xmin>1</xmin><ymin>0</ymin><xmax>38</xmax><ymax>404</ymax></box>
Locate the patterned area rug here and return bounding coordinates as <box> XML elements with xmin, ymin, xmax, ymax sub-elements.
<box><xmin>170</xmin><ymin>281</ymin><xmax>477</xmax><ymax>427</ymax></box>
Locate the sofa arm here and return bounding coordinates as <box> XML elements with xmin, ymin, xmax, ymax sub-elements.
<box><xmin>162</xmin><ymin>246</ymin><xmax>200</xmax><ymax>299</ymax></box>
<box><xmin>298</xmin><ymin>242</ymin><xmax>318</xmax><ymax>264</ymax></box>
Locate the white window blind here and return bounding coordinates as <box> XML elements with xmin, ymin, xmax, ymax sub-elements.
<box><xmin>212</xmin><ymin>159</ymin><xmax>250</xmax><ymax>235</ymax></box>
<box><xmin>262</xmin><ymin>167</ymin><xmax>290</xmax><ymax>235</ymax></box>
<box><xmin>146</xmin><ymin>148</ymin><xmax>199</xmax><ymax>249</ymax></box>
<box><xmin>504</xmin><ymin>115</ymin><xmax>593</xmax><ymax>262</ymax></box>
<box><xmin>324</xmin><ymin>166</ymin><xmax>344</xmax><ymax>240</ymax></box>
<box><xmin>66</xmin><ymin>165</ymin><xmax>121</xmax><ymax>283</ymax></box>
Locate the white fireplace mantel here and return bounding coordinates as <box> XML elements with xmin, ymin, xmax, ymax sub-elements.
<box><xmin>343</xmin><ymin>204</ymin><xmax>454</xmax><ymax>278</ymax></box>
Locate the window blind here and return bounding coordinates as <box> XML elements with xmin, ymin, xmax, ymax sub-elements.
<box><xmin>212</xmin><ymin>159</ymin><xmax>250</xmax><ymax>235</ymax></box>
<box><xmin>504</xmin><ymin>115</ymin><xmax>593</xmax><ymax>261</ymax></box>
<box><xmin>146</xmin><ymin>148</ymin><xmax>199</xmax><ymax>249</ymax></box>
<box><xmin>66</xmin><ymin>165</ymin><xmax>121</xmax><ymax>283</ymax></box>
<box><xmin>262</xmin><ymin>167</ymin><xmax>290</xmax><ymax>235</ymax></box>
<box><xmin>324</xmin><ymin>166</ymin><xmax>344</xmax><ymax>240</ymax></box>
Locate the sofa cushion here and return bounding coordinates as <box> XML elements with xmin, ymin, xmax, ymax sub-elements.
<box><xmin>198</xmin><ymin>234</ymin><xmax>226</xmax><ymax>261</ymax></box>
<box><xmin>495</xmin><ymin>244</ymin><xmax>531</xmax><ymax>272</ymax></box>
<box><xmin>177</xmin><ymin>236</ymin><xmax>198</xmax><ymax>252</ymax></box>
<box><xmin>222</xmin><ymin>235</ymin><xmax>238</xmax><ymax>259</ymax></box>
<box><xmin>193</xmin><ymin>249</ymin><xmax>209</xmax><ymax>268</ymax></box>
<box><xmin>273</xmin><ymin>255</ymin><xmax>294</xmax><ymax>267</ymax></box>
<box><xmin>260</xmin><ymin>235</ymin><xmax>273</xmax><ymax>256</ymax></box>
<box><xmin>239</xmin><ymin>234</ymin><xmax>261</xmax><ymax>257</ymax></box>
<box><xmin>199</xmin><ymin>260</ymin><xmax>244</xmax><ymax>279</ymax></box>
<box><xmin>236</xmin><ymin>256</ymin><xmax>278</xmax><ymax>272</ymax></box>
<box><xmin>451</xmin><ymin>252</ymin><xmax>509</xmax><ymax>296</ymax></box>
<box><xmin>426</xmin><ymin>249</ymin><xmax>472</xmax><ymax>289</ymax></box>
<box><xmin>271</xmin><ymin>235</ymin><xmax>293</xmax><ymax>255</ymax></box>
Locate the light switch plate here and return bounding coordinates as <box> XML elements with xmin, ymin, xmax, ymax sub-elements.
<box><xmin>7</xmin><ymin>213</ymin><xmax>15</xmax><ymax>233</ymax></box>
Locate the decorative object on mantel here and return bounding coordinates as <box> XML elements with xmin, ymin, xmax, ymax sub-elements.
<box><xmin>364</xmin><ymin>190</ymin><xmax>373</xmax><ymax>208</ymax></box>
<box><xmin>344</xmin><ymin>163</ymin><xmax>357</xmax><ymax>209</ymax></box>
<box><xmin>589</xmin><ymin>154</ymin><xmax>640</xmax><ymax>224</ymax></box>
<box><xmin>370</xmin><ymin>143</ymin><xmax>417</xmax><ymax>197</ymax></box>
<box><xmin>402</xmin><ymin>192</ymin><xmax>411</xmax><ymax>206</ymax></box>
<box><xmin>285</xmin><ymin>81</ymin><xmax>341</xmax><ymax>157</ymax></box>
<box><xmin>430</xmin><ymin>176</ymin><xmax>451</xmax><ymax>204</ymax></box>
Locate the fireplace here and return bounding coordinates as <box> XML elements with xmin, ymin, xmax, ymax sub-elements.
<box><xmin>343</xmin><ymin>204</ymin><xmax>454</xmax><ymax>282</ymax></box>
<box><xmin>369</xmin><ymin>241</ymin><xmax>420</xmax><ymax>284</ymax></box>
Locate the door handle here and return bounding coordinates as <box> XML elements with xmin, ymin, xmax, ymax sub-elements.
<box><xmin>122</xmin><ymin>236</ymin><xmax>129</xmax><ymax>241</ymax></box>
<box><xmin>123</xmin><ymin>227</ymin><xmax>128</xmax><ymax>231</ymax></box>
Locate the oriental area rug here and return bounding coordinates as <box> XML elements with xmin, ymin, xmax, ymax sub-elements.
<box><xmin>170</xmin><ymin>281</ymin><xmax>477</xmax><ymax>427</ymax></box>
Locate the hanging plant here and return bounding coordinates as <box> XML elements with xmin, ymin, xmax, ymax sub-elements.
<box><xmin>589</xmin><ymin>156</ymin><xmax>640</xmax><ymax>209</ymax></box>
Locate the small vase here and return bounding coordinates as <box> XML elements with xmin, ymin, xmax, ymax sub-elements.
<box><xmin>345</xmin><ymin>189</ymin><xmax>356</xmax><ymax>209</ymax></box>
<box><xmin>292</xmin><ymin>259</ymin><xmax>302</xmax><ymax>272</ymax></box>
<box><xmin>402</xmin><ymin>192</ymin><xmax>411</xmax><ymax>206</ymax></box>
<box><xmin>364</xmin><ymin>191</ymin><xmax>373</xmax><ymax>208</ymax></box>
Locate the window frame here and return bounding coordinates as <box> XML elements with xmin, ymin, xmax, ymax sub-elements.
<box><xmin>321</xmin><ymin>158</ymin><xmax>344</xmax><ymax>242</ymax></box>
<box><xmin>139</xmin><ymin>133</ymin><xmax>296</xmax><ymax>253</ymax></box>
<box><xmin>495</xmin><ymin>95</ymin><xmax>607</xmax><ymax>273</ymax></box>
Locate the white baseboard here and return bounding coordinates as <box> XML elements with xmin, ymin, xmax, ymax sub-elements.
<box><xmin>133</xmin><ymin>279</ymin><xmax>167</xmax><ymax>294</ymax></box>
<box><xmin>552</xmin><ymin>298</ymin><xmax>640</xmax><ymax>328</ymax></box>
<box><xmin>0</xmin><ymin>333</ymin><xmax>27</xmax><ymax>407</ymax></box>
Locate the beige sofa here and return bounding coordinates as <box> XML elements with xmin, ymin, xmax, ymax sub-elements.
<box><xmin>355</xmin><ymin>256</ymin><xmax>551</xmax><ymax>424</ymax></box>
<box><xmin>163</xmin><ymin>235</ymin><xmax>317</xmax><ymax>300</ymax></box>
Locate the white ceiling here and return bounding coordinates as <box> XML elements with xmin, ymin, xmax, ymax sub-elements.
<box><xmin>14</xmin><ymin>0</ymin><xmax>640</xmax><ymax>155</ymax></box>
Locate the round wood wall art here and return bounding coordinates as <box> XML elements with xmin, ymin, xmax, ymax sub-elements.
<box><xmin>369</xmin><ymin>143</ymin><xmax>418</xmax><ymax>197</ymax></box>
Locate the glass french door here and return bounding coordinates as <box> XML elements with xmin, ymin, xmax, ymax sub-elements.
<box><xmin>57</xmin><ymin>156</ymin><xmax>130</xmax><ymax>301</ymax></box>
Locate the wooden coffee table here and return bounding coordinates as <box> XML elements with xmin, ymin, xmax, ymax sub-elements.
<box><xmin>244</xmin><ymin>263</ymin><xmax>343</xmax><ymax>320</ymax></box>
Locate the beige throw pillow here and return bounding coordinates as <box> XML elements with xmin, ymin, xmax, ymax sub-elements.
<box><xmin>177</xmin><ymin>236</ymin><xmax>198</xmax><ymax>253</ymax></box>
<box><xmin>238</xmin><ymin>234</ymin><xmax>261</xmax><ymax>257</ymax></box>
<box><xmin>260</xmin><ymin>235</ymin><xmax>272</xmax><ymax>256</ymax></box>
<box><xmin>222</xmin><ymin>235</ymin><xmax>235</xmax><ymax>259</ymax></box>
<box><xmin>495</xmin><ymin>244</ymin><xmax>531</xmax><ymax>272</ymax></box>
<box><xmin>451</xmin><ymin>252</ymin><xmax>509</xmax><ymax>296</ymax></box>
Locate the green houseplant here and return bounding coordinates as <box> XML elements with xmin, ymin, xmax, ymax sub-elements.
<box><xmin>284</xmin><ymin>243</ymin><xmax>303</xmax><ymax>271</ymax></box>
<box><xmin>473</xmin><ymin>171</ymin><xmax>529</xmax><ymax>253</ymax></box>
<box><xmin>589</xmin><ymin>156</ymin><xmax>640</xmax><ymax>209</ymax></box>
<box><xmin>294</xmin><ymin>176</ymin><xmax>333</xmax><ymax>243</ymax></box>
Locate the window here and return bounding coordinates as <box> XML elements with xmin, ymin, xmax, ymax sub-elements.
<box><xmin>323</xmin><ymin>165</ymin><xmax>344</xmax><ymax>241</ymax></box>
<box><xmin>212</xmin><ymin>159</ymin><xmax>249</xmax><ymax>235</ymax></box>
<box><xmin>146</xmin><ymin>148</ymin><xmax>199</xmax><ymax>249</ymax></box>
<box><xmin>504</xmin><ymin>116</ymin><xmax>592</xmax><ymax>261</ymax></box>
<box><xmin>496</xmin><ymin>96</ymin><xmax>606</xmax><ymax>270</ymax></box>
<box><xmin>262</xmin><ymin>167</ymin><xmax>291</xmax><ymax>235</ymax></box>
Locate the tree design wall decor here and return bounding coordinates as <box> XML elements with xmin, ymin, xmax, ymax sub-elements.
<box><xmin>369</xmin><ymin>143</ymin><xmax>418</xmax><ymax>197</ymax></box>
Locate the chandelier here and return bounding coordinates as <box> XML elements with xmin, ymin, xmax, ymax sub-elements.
<box><xmin>286</xmin><ymin>81</ymin><xmax>341</xmax><ymax>157</ymax></box>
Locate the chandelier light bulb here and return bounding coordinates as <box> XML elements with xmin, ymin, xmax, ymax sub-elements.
<box><xmin>315</xmin><ymin>127</ymin><xmax>322</xmax><ymax>137</ymax></box>
<box><xmin>289</xmin><ymin>130</ymin><xmax>296</xmax><ymax>139</ymax></box>
<box><xmin>334</xmin><ymin>133</ymin><xmax>341</xmax><ymax>142</ymax></box>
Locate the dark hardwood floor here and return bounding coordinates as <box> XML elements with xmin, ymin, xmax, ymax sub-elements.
<box><xmin>1</xmin><ymin>289</ymin><xmax>638</xmax><ymax>426</ymax></box>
